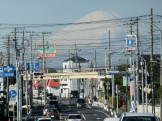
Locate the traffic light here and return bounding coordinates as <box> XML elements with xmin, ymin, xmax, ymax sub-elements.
<box><xmin>33</xmin><ymin>72</ymin><xmax>43</xmax><ymax>79</ymax></box>
<box><xmin>108</xmin><ymin>84</ymin><xmax>112</xmax><ymax>93</ymax></box>
<box><xmin>9</xmin><ymin>70</ymin><xmax>16</xmax><ymax>85</ymax></box>
<box><xmin>33</xmin><ymin>72</ymin><xmax>43</xmax><ymax>76</ymax></box>
<box><xmin>74</xmin><ymin>69</ymin><xmax>81</xmax><ymax>72</ymax></box>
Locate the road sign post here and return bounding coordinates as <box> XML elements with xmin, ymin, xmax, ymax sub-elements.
<box><xmin>9</xmin><ymin>90</ymin><xmax>17</xmax><ymax>99</ymax></box>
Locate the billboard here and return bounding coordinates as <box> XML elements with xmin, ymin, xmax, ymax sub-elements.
<box><xmin>36</xmin><ymin>45</ymin><xmax>56</xmax><ymax>58</ymax></box>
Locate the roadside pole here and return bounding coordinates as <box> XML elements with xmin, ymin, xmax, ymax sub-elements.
<box><xmin>116</xmin><ymin>84</ymin><xmax>119</xmax><ymax>113</ymax></box>
<box><xmin>13</xmin><ymin>27</ymin><xmax>19</xmax><ymax>121</ymax></box>
<box><xmin>25</xmin><ymin>61</ymin><xmax>29</xmax><ymax>114</ymax></box>
<box><xmin>112</xmin><ymin>75</ymin><xmax>114</xmax><ymax>108</ymax></box>
<box><xmin>107</xmin><ymin>82</ymin><xmax>109</xmax><ymax>105</ymax></box>
<box><xmin>133</xmin><ymin>58</ymin><xmax>136</xmax><ymax>112</ymax></box>
<box><xmin>159</xmin><ymin>26</ymin><xmax>162</xmax><ymax>121</ymax></box>
<box><xmin>29</xmin><ymin>34</ymin><xmax>33</xmax><ymax>107</ymax></box>
<box><xmin>140</xmin><ymin>58</ymin><xmax>144</xmax><ymax>113</ymax></box>
<box><xmin>42</xmin><ymin>32</ymin><xmax>46</xmax><ymax>105</ymax></box>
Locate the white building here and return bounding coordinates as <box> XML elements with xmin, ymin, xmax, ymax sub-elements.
<box><xmin>60</xmin><ymin>56</ymin><xmax>91</xmax><ymax>98</ymax></box>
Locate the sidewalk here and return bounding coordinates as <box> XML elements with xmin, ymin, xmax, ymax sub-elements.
<box><xmin>92</xmin><ymin>101</ymin><xmax>120</xmax><ymax>117</ymax></box>
<box><xmin>92</xmin><ymin>101</ymin><xmax>161</xmax><ymax>118</ymax></box>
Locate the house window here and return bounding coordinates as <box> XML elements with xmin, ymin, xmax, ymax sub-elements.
<box><xmin>65</xmin><ymin>65</ymin><xmax>67</xmax><ymax>69</ymax></box>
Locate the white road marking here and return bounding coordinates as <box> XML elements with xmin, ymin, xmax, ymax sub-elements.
<box><xmin>89</xmin><ymin>106</ymin><xmax>110</xmax><ymax>117</ymax></box>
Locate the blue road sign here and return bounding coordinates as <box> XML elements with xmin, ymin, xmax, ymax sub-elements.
<box><xmin>9</xmin><ymin>90</ymin><xmax>17</xmax><ymax>98</ymax></box>
<box><xmin>26</xmin><ymin>63</ymin><xmax>40</xmax><ymax>71</ymax></box>
<box><xmin>27</xmin><ymin>84</ymin><xmax>31</xmax><ymax>93</ymax></box>
<box><xmin>3</xmin><ymin>66</ymin><xmax>14</xmax><ymax>77</ymax></box>
<box><xmin>126</xmin><ymin>35</ymin><xmax>136</xmax><ymax>51</ymax></box>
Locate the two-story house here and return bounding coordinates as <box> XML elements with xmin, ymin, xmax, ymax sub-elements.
<box><xmin>60</xmin><ymin>56</ymin><xmax>90</xmax><ymax>98</ymax></box>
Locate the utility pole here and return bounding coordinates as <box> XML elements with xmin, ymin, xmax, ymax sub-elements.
<box><xmin>136</xmin><ymin>17</ymin><xmax>139</xmax><ymax>106</ymax></box>
<box><xmin>6</xmin><ymin>35</ymin><xmax>10</xmax><ymax>119</ymax></box>
<box><xmin>21</xmin><ymin>30</ymin><xmax>25</xmax><ymax>108</ymax></box>
<box><xmin>105</xmin><ymin>48</ymin><xmax>107</xmax><ymax>74</ymax></box>
<box><xmin>160</xmin><ymin>26</ymin><xmax>162</xmax><ymax>121</ymax></box>
<box><xmin>29</xmin><ymin>34</ymin><xmax>33</xmax><ymax>108</ymax></box>
<box><xmin>0</xmin><ymin>52</ymin><xmax>2</xmax><ymax>65</ymax></box>
<box><xmin>105</xmin><ymin>48</ymin><xmax>107</xmax><ymax>104</ymax></box>
<box><xmin>94</xmin><ymin>50</ymin><xmax>97</xmax><ymax>99</ymax></box>
<box><xmin>150</xmin><ymin>8</ymin><xmax>154</xmax><ymax>114</ymax></box>
<box><xmin>13</xmin><ymin>28</ymin><xmax>20</xmax><ymax>121</ymax></box>
<box><xmin>133</xmin><ymin>58</ymin><xmax>136</xmax><ymax>112</ymax></box>
<box><xmin>129</xmin><ymin>20</ymin><xmax>133</xmax><ymax>103</ymax></box>
<box><xmin>108</xmin><ymin>30</ymin><xmax>111</xmax><ymax>69</ymax></box>
<box><xmin>126</xmin><ymin>59</ymin><xmax>128</xmax><ymax>112</ymax></box>
<box><xmin>75</xmin><ymin>44</ymin><xmax>78</xmax><ymax>68</ymax></box>
<box><xmin>42</xmin><ymin>32</ymin><xmax>46</xmax><ymax>105</ymax></box>
<box><xmin>140</xmin><ymin>57</ymin><xmax>144</xmax><ymax>112</ymax></box>
<box><xmin>94</xmin><ymin>50</ymin><xmax>97</xmax><ymax>67</ymax></box>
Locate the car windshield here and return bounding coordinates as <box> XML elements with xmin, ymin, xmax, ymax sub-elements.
<box><xmin>38</xmin><ymin>119</ymin><xmax>51</xmax><ymax>121</ymax></box>
<box><xmin>123</xmin><ymin>116</ymin><xmax>157</xmax><ymax>121</ymax></box>
<box><xmin>77</xmin><ymin>99</ymin><xmax>85</xmax><ymax>103</ymax></box>
<box><xmin>68</xmin><ymin>115</ymin><xmax>81</xmax><ymax>119</ymax></box>
<box><xmin>48</xmin><ymin>109</ymin><xmax>58</xmax><ymax>113</ymax></box>
<box><xmin>47</xmin><ymin>93</ymin><xmax>53</xmax><ymax>97</ymax></box>
<box><xmin>44</xmin><ymin>105</ymin><xmax>53</xmax><ymax>109</ymax></box>
<box><xmin>49</xmin><ymin>96</ymin><xmax>57</xmax><ymax>100</ymax></box>
<box><xmin>48</xmin><ymin>101</ymin><xmax>58</xmax><ymax>105</ymax></box>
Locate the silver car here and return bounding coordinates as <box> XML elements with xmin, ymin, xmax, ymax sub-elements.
<box><xmin>119</xmin><ymin>112</ymin><xmax>159</xmax><ymax>121</ymax></box>
<box><xmin>36</xmin><ymin>116</ymin><xmax>52</xmax><ymax>121</ymax></box>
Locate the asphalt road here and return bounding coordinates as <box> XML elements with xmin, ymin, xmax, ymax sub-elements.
<box><xmin>27</xmin><ymin>98</ymin><xmax>111</xmax><ymax>121</ymax></box>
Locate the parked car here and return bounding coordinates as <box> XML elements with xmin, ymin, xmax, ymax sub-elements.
<box><xmin>119</xmin><ymin>112</ymin><xmax>159</xmax><ymax>121</ymax></box>
<box><xmin>76</xmin><ymin>98</ymin><xmax>86</xmax><ymax>108</ymax></box>
<box><xmin>65</xmin><ymin>114</ymin><xmax>84</xmax><ymax>121</ymax></box>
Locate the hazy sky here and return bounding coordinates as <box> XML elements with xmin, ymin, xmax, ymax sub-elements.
<box><xmin>0</xmin><ymin>0</ymin><xmax>161</xmax><ymax>25</ymax></box>
<box><xmin>0</xmin><ymin>0</ymin><xmax>162</xmax><ymax>68</ymax></box>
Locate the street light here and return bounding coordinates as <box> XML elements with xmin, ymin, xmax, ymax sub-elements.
<box><xmin>140</xmin><ymin>56</ymin><xmax>148</xmax><ymax>113</ymax></box>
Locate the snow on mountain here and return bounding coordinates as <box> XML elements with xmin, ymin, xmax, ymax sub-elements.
<box><xmin>45</xmin><ymin>11</ymin><xmax>124</xmax><ymax>68</ymax></box>
<box><xmin>49</xmin><ymin>10</ymin><xmax>121</xmax><ymax>45</ymax></box>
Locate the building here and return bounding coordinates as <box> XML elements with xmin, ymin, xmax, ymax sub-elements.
<box><xmin>60</xmin><ymin>56</ymin><xmax>90</xmax><ymax>98</ymax></box>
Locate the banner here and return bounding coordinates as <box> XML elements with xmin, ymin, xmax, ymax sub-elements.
<box><xmin>36</xmin><ymin>45</ymin><xmax>56</xmax><ymax>58</ymax></box>
<box><xmin>130</xmin><ymin>80</ymin><xmax>134</xmax><ymax>96</ymax></box>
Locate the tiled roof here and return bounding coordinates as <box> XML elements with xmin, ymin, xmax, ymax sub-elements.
<box><xmin>63</xmin><ymin>56</ymin><xmax>89</xmax><ymax>63</ymax></box>
<box><xmin>46</xmin><ymin>79</ymin><xmax>60</xmax><ymax>87</ymax></box>
<box><xmin>33</xmin><ymin>79</ymin><xmax>59</xmax><ymax>87</ymax></box>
